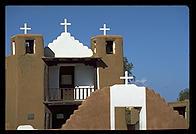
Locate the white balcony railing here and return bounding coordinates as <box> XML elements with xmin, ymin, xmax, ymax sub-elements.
<box><xmin>48</xmin><ymin>86</ymin><xmax>95</xmax><ymax>101</ymax></box>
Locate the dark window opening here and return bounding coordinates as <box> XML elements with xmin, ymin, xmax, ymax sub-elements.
<box><xmin>25</xmin><ymin>40</ymin><xmax>34</xmax><ymax>54</ymax></box>
<box><xmin>173</xmin><ymin>106</ymin><xmax>186</xmax><ymax>118</ymax></box>
<box><xmin>59</xmin><ymin>66</ymin><xmax>74</xmax><ymax>88</ymax></box>
<box><xmin>106</xmin><ymin>40</ymin><xmax>113</xmax><ymax>54</ymax></box>
<box><xmin>27</xmin><ymin>114</ymin><xmax>34</xmax><ymax>120</ymax></box>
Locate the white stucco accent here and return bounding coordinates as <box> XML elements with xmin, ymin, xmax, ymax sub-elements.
<box><xmin>33</xmin><ymin>40</ymin><xmax>36</xmax><ymax>54</ymax></box>
<box><xmin>48</xmin><ymin>32</ymin><xmax>93</xmax><ymax>57</ymax></box>
<box><xmin>97</xmin><ymin>68</ymin><xmax>100</xmax><ymax>89</ymax></box>
<box><xmin>12</xmin><ymin>41</ymin><xmax>15</xmax><ymax>55</ymax></box>
<box><xmin>17</xmin><ymin>125</ymin><xmax>37</xmax><ymax>130</ymax></box>
<box><xmin>110</xmin><ymin>84</ymin><xmax>146</xmax><ymax>130</ymax></box>
<box><xmin>113</xmin><ymin>41</ymin><xmax>115</xmax><ymax>54</ymax></box>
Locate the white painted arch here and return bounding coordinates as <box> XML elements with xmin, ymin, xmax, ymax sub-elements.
<box><xmin>110</xmin><ymin>84</ymin><xmax>146</xmax><ymax>130</ymax></box>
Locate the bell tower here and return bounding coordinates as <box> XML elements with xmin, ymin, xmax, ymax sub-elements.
<box><xmin>91</xmin><ymin>24</ymin><xmax>124</xmax><ymax>89</ymax></box>
<box><xmin>6</xmin><ymin>26</ymin><xmax>45</xmax><ymax>129</ymax></box>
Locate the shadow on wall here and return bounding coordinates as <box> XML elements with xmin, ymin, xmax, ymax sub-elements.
<box><xmin>44</xmin><ymin>47</ymin><xmax>55</xmax><ymax>57</ymax></box>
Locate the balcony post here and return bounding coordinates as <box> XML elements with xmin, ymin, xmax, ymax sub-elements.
<box><xmin>94</xmin><ymin>66</ymin><xmax>97</xmax><ymax>90</ymax></box>
<box><xmin>45</xmin><ymin>65</ymin><xmax>49</xmax><ymax>101</ymax></box>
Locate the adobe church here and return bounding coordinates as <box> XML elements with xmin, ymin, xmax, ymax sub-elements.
<box><xmin>6</xmin><ymin>19</ymin><xmax>124</xmax><ymax>129</ymax></box>
<box><xmin>6</xmin><ymin>18</ymin><xmax>189</xmax><ymax>130</ymax></box>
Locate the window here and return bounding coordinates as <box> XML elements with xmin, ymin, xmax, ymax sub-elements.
<box><xmin>59</xmin><ymin>66</ymin><xmax>74</xmax><ymax>88</ymax></box>
<box><xmin>25</xmin><ymin>40</ymin><xmax>34</xmax><ymax>54</ymax></box>
<box><xmin>61</xmin><ymin>75</ymin><xmax>72</xmax><ymax>85</ymax></box>
<box><xmin>56</xmin><ymin>113</ymin><xmax>64</xmax><ymax>119</ymax></box>
<box><xmin>106</xmin><ymin>40</ymin><xmax>113</xmax><ymax>54</ymax></box>
<box><xmin>27</xmin><ymin>114</ymin><xmax>34</xmax><ymax>120</ymax></box>
<box><xmin>173</xmin><ymin>106</ymin><xmax>186</xmax><ymax>118</ymax></box>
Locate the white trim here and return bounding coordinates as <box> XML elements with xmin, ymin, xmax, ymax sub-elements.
<box><xmin>33</xmin><ymin>40</ymin><xmax>36</xmax><ymax>54</ymax></box>
<box><xmin>185</xmin><ymin>111</ymin><xmax>187</xmax><ymax>119</ymax></box>
<box><xmin>110</xmin><ymin>84</ymin><xmax>146</xmax><ymax>130</ymax></box>
<box><xmin>12</xmin><ymin>41</ymin><xmax>15</xmax><ymax>55</ymax></box>
<box><xmin>75</xmin><ymin>85</ymin><xmax>94</xmax><ymax>88</ymax></box>
<box><xmin>113</xmin><ymin>41</ymin><xmax>115</xmax><ymax>54</ymax></box>
<box><xmin>97</xmin><ymin>67</ymin><xmax>100</xmax><ymax>89</ymax></box>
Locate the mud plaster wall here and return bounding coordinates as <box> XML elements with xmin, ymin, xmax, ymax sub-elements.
<box><xmin>6</xmin><ymin>56</ymin><xmax>18</xmax><ymax>129</ymax></box>
<box><xmin>61</xmin><ymin>87</ymin><xmax>110</xmax><ymax>130</ymax></box>
<box><xmin>91</xmin><ymin>35</ymin><xmax>124</xmax><ymax>89</ymax></box>
<box><xmin>146</xmin><ymin>88</ymin><xmax>189</xmax><ymax>129</ymax></box>
<box><xmin>115</xmin><ymin>107</ymin><xmax>127</xmax><ymax>130</ymax></box>
<box><xmin>6</xmin><ymin>34</ymin><xmax>45</xmax><ymax>129</ymax></box>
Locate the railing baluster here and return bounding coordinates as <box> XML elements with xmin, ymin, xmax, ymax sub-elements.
<box><xmin>83</xmin><ymin>88</ymin><xmax>84</xmax><ymax>100</ymax></box>
<box><xmin>78</xmin><ymin>88</ymin><xmax>80</xmax><ymax>99</ymax></box>
<box><xmin>76</xmin><ymin>88</ymin><xmax>77</xmax><ymax>100</ymax></box>
<box><xmin>86</xmin><ymin>88</ymin><xmax>88</xmax><ymax>98</ymax></box>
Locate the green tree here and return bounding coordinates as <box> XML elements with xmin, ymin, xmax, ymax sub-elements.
<box><xmin>177</xmin><ymin>88</ymin><xmax>189</xmax><ymax>101</ymax></box>
<box><xmin>123</xmin><ymin>57</ymin><xmax>135</xmax><ymax>81</ymax></box>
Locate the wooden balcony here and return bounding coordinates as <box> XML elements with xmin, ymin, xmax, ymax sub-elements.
<box><xmin>46</xmin><ymin>86</ymin><xmax>95</xmax><ymax>101</ymax></box>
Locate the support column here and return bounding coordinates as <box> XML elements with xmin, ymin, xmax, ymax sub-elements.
<box><xmin>94</xmin><ymin>67</ymin><xmax>97</xmax><ymax>90</ymax></box>
<box><xmin>97</xmin><ymin>67</ymin><xmax>100</xmax><ymax>89</ymax></box>
<box><xmin>46</xmin><ymin>65</ymin><xmax>49</xmax><ymax>101</ymax></box>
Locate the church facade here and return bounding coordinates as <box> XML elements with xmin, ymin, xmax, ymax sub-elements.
<box><xmin>5</xmin><ymin>20</ymin><xmax>124</xmax><ymax>129</ymax></box>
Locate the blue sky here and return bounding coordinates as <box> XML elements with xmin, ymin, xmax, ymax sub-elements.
<box><xmin>5</xmin><ymin>6</ymin><xmax>189</xmax><ymax>102</ymax></box>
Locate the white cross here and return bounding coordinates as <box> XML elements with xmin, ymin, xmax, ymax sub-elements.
<box><xmin>20</xmin><ymin>23</ymin><xmax>31</xmax><ymax>34</ymax></box>
<box><xmin>99</xmin><ymin>24</ymin><xmax>110</xmax><ymax>35</ymax></box>
<box><xmin>60</xmin><ymin>18</ymin><xmax>71</xmax><ymax>33</ymax></box>
<box><xmin>120</xmin><ymin>71</ymin><xmax>134</xmax><ymax>85</ymax></box>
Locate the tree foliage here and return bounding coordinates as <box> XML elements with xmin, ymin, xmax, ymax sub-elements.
<box><xmin>123</xmin><ymin>57</ymin><xmax>135</xmax><ymax>81</ymax></box>
<box><xmin>177</xmin><ymin>88</ymin><xmax>189</xmax><ymax>101</ymax></box>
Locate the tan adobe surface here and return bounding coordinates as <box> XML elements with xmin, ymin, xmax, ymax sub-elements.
<box><xmin>61</xmin><ymin>87</ymin><xmax>110</xmax><ymax>130</ymax></box>
<box><xmin>146</xmin><ymin>88</ymin><xmax>189</xmax><ymax>129</ymax></box>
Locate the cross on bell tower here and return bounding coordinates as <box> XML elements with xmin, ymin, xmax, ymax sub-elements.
<box><xmin>60</xmin><ymin>18</ymin><xmax>71</xmax><ymax>33</ymax></box>
<box><xmin>20</xmin><ymin>23</ymin><xmax>31</xmax><ymax>34</ymax></box>
<box><xmin>99</xmin><ymin>24</ymin><xmax>110</xmax><ymax>35</ymax></box>
<box><xmin>120</xmin><ymin>71</ymin><xmax>134</xmax><ymax>85</ymax></box>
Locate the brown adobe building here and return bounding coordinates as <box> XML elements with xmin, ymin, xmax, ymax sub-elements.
<box><xmin>5</xmin><ymin>32</ymin><xmax>124</xmax><ymax>129</ymax></box>
<box><xmin>6</xmin><ymin>25</ymin><xmax>189</xmax><ymax>130</ymax></box>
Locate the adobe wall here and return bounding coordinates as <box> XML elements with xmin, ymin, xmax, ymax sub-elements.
<box><xmin>16</xmin><ymin>54</ymin><xmax>45</xmax><ymax>129</ymax></box>
<box><xmin>6</xmin><ymin>56</ymin><xmax>18</xmax><ymax>129</ymax></box>
<box><xmin>6</xmin><ymin>34</ymin><xmax>45</xmax><ymax>129</ymax></box>
<box><xmin>168</xmin><ymin>99</ymin><xmax>189</xmax><ymax>127</ymax></box>
<box><xmin>115</xmin><ymin>107</ymin><xmax>127</xmax><ymax>130</ymax></box>
<box><xmin>61</xmin><ymin>87</ymin><xmax>110</xmax><ymax>130</ymax></box>
<box><xmin>146</xmin><ymin>88</ymin><xmax>189</xmax><ymax>129</ymax></box>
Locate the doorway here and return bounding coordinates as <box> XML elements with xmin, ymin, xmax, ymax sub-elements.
<box><xmin>59</xmin><ymin>66</ymin><xmax>74</xmax><ymax>100</ymax></box>
<box><xmin>115</xmin><ymin>107</ymin><xmax>141</xmax><ymax>130</ymax></box>
<box><xmin>48</xmin><ymin>105</ymin><xmax>79</xmax><ymax>129</ymax></box>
